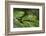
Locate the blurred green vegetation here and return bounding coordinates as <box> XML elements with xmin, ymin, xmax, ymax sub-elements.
<box><xmin>13</xmin><ymin>8</ymin><xmax>39</xmax><ymax>28</ymax></box>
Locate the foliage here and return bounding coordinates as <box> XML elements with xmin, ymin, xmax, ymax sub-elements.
<box><xmin>13</xmin><ymin>8</ymin><xmax>39</xmax><ymax>28</ymax></box>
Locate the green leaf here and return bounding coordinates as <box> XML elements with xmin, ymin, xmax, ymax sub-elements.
<box><xmin>22</xmin><ymin>15</ymin><xmax>33</xmax><ymax>21</ymax></box>
<box><xmin>22</xmin><ymin>21</ymin><xmax>31</xmax><ymax>27</ymax></box>
<box><xmin>31</xmin><ymin>15</ymin><xmax>37</xmax><ymax>22</ymax></box>
<box><xmin>14</xmin><ymin>11</ymin><xmax>24</xmax><ymax>18</ymax></box>
<box><xmin>34</xmin><ymin>20</ymin><xmax>39</xmax><ymax>27</ymax></box>
<box><xmin>13</xmin><ymin>18</ymin><xmax>25</xmax><ymax>27</ymax></box>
